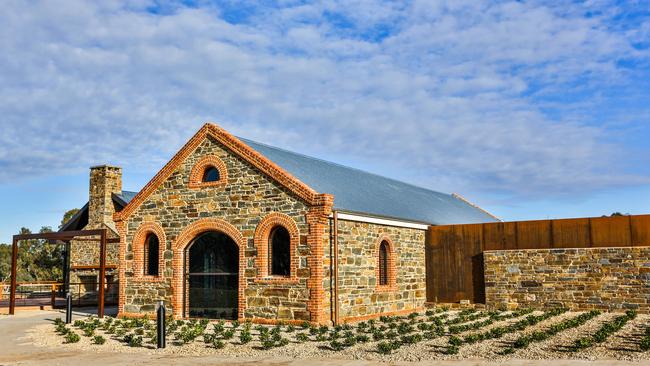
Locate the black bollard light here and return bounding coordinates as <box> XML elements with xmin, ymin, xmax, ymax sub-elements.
<box><xmin>65</xmin><ymin>292</ymin><xmax>72</xmax><ymax>324</ymax></box>
<box><xmin>156</xmin><ymin>300</ymin><xmax>166</xmax><ymax>349</ymax></box>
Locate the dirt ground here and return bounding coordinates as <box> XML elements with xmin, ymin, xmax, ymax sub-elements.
<box><xmin>1</xmin><ymin>310</ymin><xmax>650</xmax><ymax>366</ymax></box>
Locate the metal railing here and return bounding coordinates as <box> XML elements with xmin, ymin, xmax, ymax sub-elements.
<box><xmin>0</xmin><ymin>281</ymin><xmax>118</xmax><ymax>308</ymax></box>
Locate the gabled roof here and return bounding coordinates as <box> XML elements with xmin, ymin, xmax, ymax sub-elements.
<box><xmin>241</xmin><ymin>139</ymin><xmax>498</xmax><ymax>225</ymax></box>
<box><xmin>59</xmin><ymin>191</ymin><xmax>138</xmax><ymax>232</ymax></box>
<box><xmin>106</xmin><ymin>122</ymin><xmax>497</xmax><ymax>226</ymax></box>
<box><xmin>114</xmin><ymin>124</ymin><xmax>330</xmax><ymax>222</ymax></box>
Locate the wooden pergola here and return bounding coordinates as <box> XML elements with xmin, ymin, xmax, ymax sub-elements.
<box><xmin>8</xmin><ymin>228</ymin><xmax>119</xmax><ymax>318</ymax></box>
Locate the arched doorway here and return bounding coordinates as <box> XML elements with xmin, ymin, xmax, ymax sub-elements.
<box><xmin>185</xmin><ymin>231</ymin><xmax>239</xmax><ymax>319</ymax></box>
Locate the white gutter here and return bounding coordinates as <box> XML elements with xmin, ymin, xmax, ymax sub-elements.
<box><xmin>331</xmin><ymin>212</ymin><xmax>430</xmax><ymax>230</ymax></box>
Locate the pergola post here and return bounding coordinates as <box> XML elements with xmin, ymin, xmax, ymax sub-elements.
<box><xmin>9</xmin><ymin>237</ymin><xmax>18</xmax><ymax>315</ymax></box>
<box><xmin>98</xmin><ymin>229</ymin><xmax>107</xmax><ymax>318</ymax></box>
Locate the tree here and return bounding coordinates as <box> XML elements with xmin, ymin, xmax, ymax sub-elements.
<box><xmin>0</xmin><ymin>209</ymin><xmax>78</xmax><ymax>283</ymax></box>
<box><xmin>0</xmin><ymin>244</ymin><xmax>11</xmax><ymax>282</ymax></box>
<box><xmin>59</xmin><ymin>208</ymin><xmax>80</xmax><ymax>229</ymax></box>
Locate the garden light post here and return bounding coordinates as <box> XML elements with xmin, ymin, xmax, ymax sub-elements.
<box><xmin>65</xmin><ymin>292</ymin><xmax>72</xmax><ymax>324</ymax></box>
<box><xmin>156</xmin><ymin>300</ymin><xmax>166</xmax><ymax>349</ymax></box>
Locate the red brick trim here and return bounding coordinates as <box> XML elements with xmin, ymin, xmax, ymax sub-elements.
<box><xmin>188</xmin><ymin>155</ymin><xmax>228</xmax><ymax>189</ymax></box>
<box><xmin>375</xmin><ymin>235</ymin><xmax>397</xmax><ymax>292</ymax></box>
<box><xmin>114</xmin><ymin>123</ymin><xmax>321</xmax><ymax>222</ymax></box>
<box><xmin>254</xmin><ymin>212</ymin><xmax>300</xmax><ymax>283</ymax></box>
<box><xmin>306</xmin><ymin>194</ymin><xmax>334</xmax><ymax>325</ymax></box>
<box><xmin>171</xmin><ymin>218</ymin><xmax>246</xmax><ymax>320</ymax></box>
<box><xmin>341</xmin><ymin>307</ymin><xmax>425</xmax><ymax>324</ymax></box>
<box><xmin>116</xmin><ymin>220</ymin><xmax>127</xmax><ymax>316</ymax></box>
<box><xmin>131</xmin><ymin>222</ymin><xmax>166</xmax><ymax>282</ymax></box>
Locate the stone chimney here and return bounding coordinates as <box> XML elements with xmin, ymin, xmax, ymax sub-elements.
<box><xmin>88</xmin><ymin>165</ymin><xmax>122</xmax><ymax>229</ymax></box>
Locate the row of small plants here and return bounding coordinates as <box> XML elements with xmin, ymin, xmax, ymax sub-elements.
<box><xmin>499</xmin><ymin>309</ymin><xmax>602</xmax><ymax>354</ymax></box>
<box><xmin>640</xmin><ymin>326</ymin><xmax>650</xmax><ymax>351</ymax></box>
<box><xmin>372</xmin><ymin>308</ymin><xmax>536</xmax><ymax>355</ymax></box>
<box><xmin>447</xmin><ymin>308</ymin><xmax>534</xmax><ymax>334</ymax></box>
<box><xmin>444</xmin><ymin>308</ymin><xmax>568</xmax><ymax>355</ymax></box>
<box><xmin>572</xmin><ymin>310</ymin><xmax>637</xmax><ymax>351</ymax></box>
<box><xmin>52</xmin><ymin>307</ymin><xmax>549</xmax><ymax>356</ymax></box>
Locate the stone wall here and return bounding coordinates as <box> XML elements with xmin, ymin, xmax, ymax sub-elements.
<box><xmin>484</xmin><ymin>246</ymin><xmax>650</xmax><ymax>313</ymax></box>
<box><xmin>335</xmin><ymin>220</ymin><xmax>426</xmax><ymax>321</ymax></box>
<box><xmin>121</xmin><ymin>136</ymin><xmax>315</xmax><ymax>321</ymax></box>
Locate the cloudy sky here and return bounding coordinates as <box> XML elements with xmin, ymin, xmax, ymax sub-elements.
<box><xmin>1</xmin><ymin>0</ymin><xmax>649</xmax><ymax>243</ymax></box>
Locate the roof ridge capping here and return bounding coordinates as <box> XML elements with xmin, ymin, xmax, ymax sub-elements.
<box><xmin>451</xmin><ymin>193</ymin><xmax>501</xmax><ymax>222</ymax></box>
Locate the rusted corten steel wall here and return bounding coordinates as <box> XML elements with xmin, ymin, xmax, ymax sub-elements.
<box><xmin>426</xmin><ymin>214</ymin><xmax>650</xmax><ymax>304</ymax></box>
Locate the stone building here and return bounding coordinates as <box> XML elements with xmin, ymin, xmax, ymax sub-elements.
<box><xmin>59</xmin><ymin>165</ymin><xmax>137</xmax><ymax>303</ymax></box>
<box><xmin>61</xmin><ymin>123</ymin><xmax>497</xmax><ymax>324</ymax></box>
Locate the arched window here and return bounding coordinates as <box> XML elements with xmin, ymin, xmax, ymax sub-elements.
<box><xmin>202</xmin><ymin>166</ymin><xmax>220</xmax><ymax>182</ymax></box>
<box><xmin>378</xmin><ymin>240</ymin><xmax>389</xmax><ymax>286</ymax></box>
<box><xmin>269</xmin><ymin>226</ymin><xmax>290</xmax><ymax>276</ymax></box>
<box><xmin>144</xmin><ymin>234</ymin><xmax>159</xmax><ymax>276</ymax></box>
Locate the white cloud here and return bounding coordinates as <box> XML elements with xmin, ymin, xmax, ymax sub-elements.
<box><xmin>0</xmin><ymin>0</ymin><xmax>648</xmax><ymax>200</ymax></box>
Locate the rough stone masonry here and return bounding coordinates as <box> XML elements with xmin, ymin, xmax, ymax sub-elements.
<box><xmin>484</xmin><ymin>246</ymin><xmax>650</xmax><ymax>313</ymax></box>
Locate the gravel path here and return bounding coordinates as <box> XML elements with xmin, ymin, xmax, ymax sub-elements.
<box><xmin>24</xmin><ymin>310</ymin><xmax>650</xmax><ymax>363</ymax></box>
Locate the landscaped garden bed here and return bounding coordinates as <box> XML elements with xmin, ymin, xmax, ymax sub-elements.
<box><xmin>29</xmin><ymin>307</ymin><xmax>650</xmax><ymax>362</ymax></box>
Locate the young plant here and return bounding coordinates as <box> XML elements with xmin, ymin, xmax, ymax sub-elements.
<box><xmin>295</xmin><ymin>333</ymin><xmax>309</xmax><ymax>343</ymax></box>
<box><xmin>65</xmin><ymin>332</ymin><xmax>81</xmax><ymax>343</ymax></box>
<box><xmin>239</xmin><ymin>329</ymin><xmax>253</xmax><ymax>344</ymax></box>
<box><xmin>212</xmin><ymin>339</ymin><xmax>225</xmax><ymax>349</ymax></box>
<box><xmin>376</xmin><ymin>341</ymin><xmax>399</xmax><ymax>355</ymax></box>
<box><xmin>92</xmin><ymin>335</ymin><xmax>106</xmax><ymax>345</ymax></box>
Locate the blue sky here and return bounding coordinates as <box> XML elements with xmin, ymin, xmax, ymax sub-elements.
<box><xmin>1</xmin><ymin>0</ymin><xmax>649</xmax><ymax>243</ymax></box>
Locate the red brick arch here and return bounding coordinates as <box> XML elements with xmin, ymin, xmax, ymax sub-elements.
<box><xmin>375</xmin><ymin>235</ymin><xmax>397</xmax><ymax>292</ymax></box>
<box><xmin>188</xmin><ymin>155</ymin><xmax>228</xmax><ymax>188</ymax></box>
<box><xmin>132</xmin><ymin>222</ymin><xmax>166</xmax><ymax>281</ymax></box>
<box><xmin>171</xmin><ymin>218</ymin><xmax>245</xmax><ymax>319</ymax></box>
<box><xmin>254</xmin><ymin>212</ymin><xmax>300</xmax><ymax>283</ymax></box>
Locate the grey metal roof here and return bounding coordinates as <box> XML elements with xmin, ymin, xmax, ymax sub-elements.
<box><xmin>113</xmin><ymin>190</ymin><xmax>138</xmax><ymax>206</ymax></box>
<box><xmin>240</xmin><ymin>138</ymin><xmax>498</xmax><ymax>225</ymax></box>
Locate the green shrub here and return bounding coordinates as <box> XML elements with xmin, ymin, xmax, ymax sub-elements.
<box><xmin>573</xmin><ymin>337</ymin><xmax>593</xmax><ymax>350</ymax></box>
<box><xmin>301</xmin><ymin>321</ymin><xmax>311</xmax><ymax>329</ymax></box>
<box><xmin>213</xmin><ymin>321</ymin><xmax>225</xmax><ymax>334</ymax></box>
<box><xmin>640</xmin><ymin>335</ymin><xmax>650</xmax><ymax>351</ymax></box>
<box><xmin>296</xmin><ymin>333</ymin><xmax>309</xmax><ymax>343</ymax></box>
<box><xmin>92</xmin><ymin>335</ymin><xmax>106</xmax><ymax>345</ymax></box>
<box><xmin>203</xmin><ymin>333</ymin><xmax>215</xmax><ymax>344</ymax></box>
<box><xmin>65</xmin><ymin>332</ymin><xmax>81</xmax><ymax>343</ymax></box>
<box><xmin>400</xmin><ymin>333</ymin><xmax>423</xmax><ymax>344</ymax></box>
<box><xmin>286</xmin><ymin>324</ymin><xmax>296</xmax><ymax>333</ymax></box>
<box><xmin>240</xmin><ymin>329</ymin><xmax>252</xmax><ymax>344</ymax></box>
<box><xmin>377</xmin><ymin>341</ymin><xmax>398</xmax><ymax>355</ymax></box>
<box><xmin>355</xmin><ymin>334</ymin><xmax>370</xmax><ymax>343</ymax></box>
<box><xmin>330</xmin><ymin>340</ymin><xmax>344</xmax><ymax>351</ymax></box>
<box><xmin>82</xmin><ymin>327</ymin><xmax>95</xmax><ymax>337</ymax></box>
<box><xmin>444</xmin><ymin>345</ymin><xmax>459</xmax><ymax>355</ymax></box>
<box><xmin>134</xmin><ymin>328</ymin><xmax>145</xmax><ymax>336</ymax></box>
<box><xmin>130</xmin><ymin>336</ymin><xmax>143</xmax><ymax>347</ymax></box>
<box><xmin>73</xmin><ymin>320</ymin><xmax>85</xmax><ymax>327</ymax></box>
<box><xmin>55</xmin><ymin>324</ymin><xmax>69</xmax><ymax>335</ymax></box>
<box><xmin>212</xmin><ymin>339</ymin><xmax>225</xmax><ymax>349</ymax></box>
<box><xmin>448</xmin><ymin>336</ymin><xmax>463</xmax><ymax>347</ymax></box>
<box><xmin>342</xmin><ymin>336</ymin><xmax>356</xmax><ymax>347</ymax></box>
<box><xmin>222</xmin><ymin>329</ymin><xmax>235</xmax><ymax>340</ymax></box>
